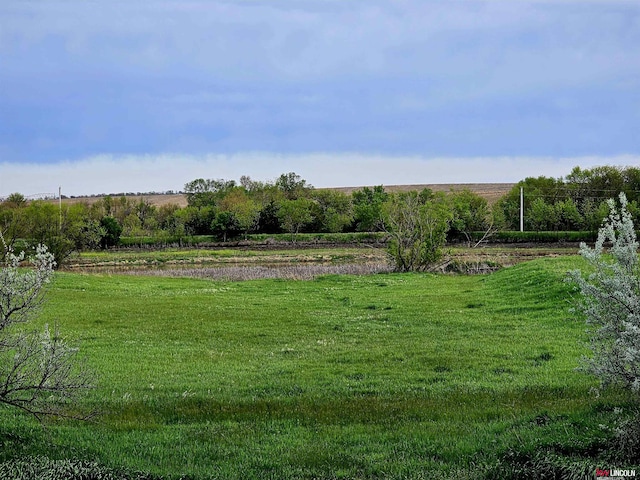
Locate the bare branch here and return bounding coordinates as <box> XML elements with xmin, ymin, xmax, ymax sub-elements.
<box><xmin>0</xmin><ymin>242</ymin><xmax>94</xmax><ymax>420</ymax></box>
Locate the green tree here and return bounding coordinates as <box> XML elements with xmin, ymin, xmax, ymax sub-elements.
<box><xmin>122</xmin><ymin>213</ymin><xmax>144</xmax><ymax>237</ymax></box>
<box><xmin>275</xmin><ymin>172</ymin><xmax>312</xmax><ymax>200</ymax></box>
<box><xmin>497</xmin><ymin>176</ymin><xmax>563</xmax><ymax>230</ymax></box>
<box><xmin>135</xmin><ymin>198</ymin><xmax>156</xmax><ymax>232</ymax></box>
<box><xmin>172</xmin><ymin>205</ymin><xmax>216</xmax><ymax>236</ymax></box>
<box><xmin>555</xmin><ymin>198</ymin><xmax>584</xmax><ymax>231</ymax></box>
<box><xmin>100</xmin><ymin>216</ymin><xmax>122</xmax><ymax>248</ymax></box>
<box><xmin>566</xmin><ymin>165</ymin><xmax>640</xmax><ymax>214</ymax></box>
<box><xmin>0</xmin><ymin>195</ymin><xmax>27</xmax><ymax>255</ymax></box>
<box><xmin>21</xmin><ymin>201</ymin><xmax>73</xmax><ymax>266</ymax></box>
<box><xmin>580</xmin><ymin>198</ymin><xmax>605</xmax><ymax>232</ymax></box>
<box><xmin>257</xmin><ymin>201</ymin><xmax>283</xmax><ymax>234</ymax></box>
<box><xmin>448</xmin><ymin>189</ymin><xmax>490</xmax><ymax>244</ymax></box>
<box><xmin>211</xmin><ymin>211</ymin><xmax>240</xmax><ymax>242</ymax></box>
<box><xmin>218</xmin><ymin>188</ymin><xmax>261</xmax><ymax>239</ymax></box>
<box><xmin>622</xmin><ymin>167</ymin><xmax>640</xmax><ymax>203</ymax></box>
<box><xmin>528</xmin><ymin>198</ymin><xmax>556</xmax><ymax>231</ymax></box>
<box><xmin>108</xmin><ymin>196</ymin><xmax>136</xmax><ymax>226</ymax></box>
<box><xmin>585</xmin><ymin>166</ymin><xmax>625</xmax><ymax>200</ymax></box>
<box><xmin>173</xmin><ymin>207</ymin><xmax>198</xmax><ymax>237</ymax></box>
<box><xmin>184</xmin><ymin>178</ymin><xmax>236</xmax><ymax>208</ymax></box>
<box><xmin>64</xmin><ymin>203</ymin><xmax>105</xmax><ymax>251</ymax></box>
<box><xmin>247</xmin><ymin>182</ymin><xmax>286</xmax><ymax>234</ymax></box>
<box><xmin>155</xmin><ymin>204</ymin><xmax>185</xmax><ymax>240</ymax></box>
<box><xmin>4</xmin><ymin>193</ymin><xmax>27</xmax><ymax>208</ymax></box>
<box><xmin>351</xmin><ymin>186</ymin><xmax>388</xmax><ymax>232</ymax></box>
<box><xmin>277</xmin><ymin>198</ymin><xmax>313</xmax><ymax>242</ymax></box>
<box><xmin>309</xmin><ymin>190</ymin><xmax>353</xmax><ymax>233</ymax></box>
<box><xmin>101</xmin><ymin>195</ymin><xmax>114</xmax><ymax>216</ymax></box>
<box><xmin>239</xmin><ymin>175</ymin><xmax>264</xmax><ymax>192</ymax></box>
<box><xmin>383</xmin><ymin>192</ymin><xmax>452</xmax><ymax>272</ymax></box>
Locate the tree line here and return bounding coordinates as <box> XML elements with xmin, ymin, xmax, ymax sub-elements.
<box><xmin>2</xmin><ymin>166</ymin><xmax>640</xmax><ymax>267</ymax></box>
<box><xmin>0</xmin><ymin>172</ymin><xmax>490</xmax><ymax>264</ymax></box>
<box><xmin>496</xmin><ymin>165</ymin><xmax>640</xmax><ymax>231</ymax></box>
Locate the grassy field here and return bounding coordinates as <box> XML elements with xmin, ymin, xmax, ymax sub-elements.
<box><xmin>0</xmin><ymin>255</ymin><xmax>635</xmax><ymax>479</ymax></box>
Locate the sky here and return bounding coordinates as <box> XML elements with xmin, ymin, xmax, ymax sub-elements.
<box><xmin>1</xmin><ymin>0</ymin><xmax>639</xmax><ymax>197</ymax></box>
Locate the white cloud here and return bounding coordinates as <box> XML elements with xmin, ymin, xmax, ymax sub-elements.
<box><xmin>1</xmin><ymin>153</ymin><xmax>636</xmax><ymax>198</ymax></box>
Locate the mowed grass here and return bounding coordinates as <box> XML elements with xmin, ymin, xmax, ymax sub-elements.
<box><xmin>0</xmin><ymin>257</ymin><xmax>631</xmax><ymax>478</ymax></box>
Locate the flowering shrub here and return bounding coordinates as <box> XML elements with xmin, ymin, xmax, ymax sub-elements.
<box><xmin>568</xmin><ymin>193</ymin><xmax>640</xmax><ymax>392</ymax></box>
<box><xmin>0</xmin><ymin>237</ymin><xmax>92</xmax><ymax>419</ymax></box>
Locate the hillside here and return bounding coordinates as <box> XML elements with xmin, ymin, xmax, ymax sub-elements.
<box><xmin>61</xmin><ymin>183</ymin><xmax>515</xmax><ymax>208</ymax></box>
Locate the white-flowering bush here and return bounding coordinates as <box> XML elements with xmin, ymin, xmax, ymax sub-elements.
<box><xmin>0</xmin><ymin>237</ymin><xmax>93</xmax><ymax>419</ymax></box>
<box><xmin>568</xmin><ymin>193</ymin><xmax>640</xmax><ymax>392</ymax></box>
<box><xmin>0</xmin><ymin>244</ymin><xmax>55</xmax><ymax>329</ymax></box>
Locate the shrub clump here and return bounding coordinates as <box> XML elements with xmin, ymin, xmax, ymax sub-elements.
<box><xmin>568</xmin><ymin>193</ymin><xmax>640</xmax><ymax>392</ymax></box>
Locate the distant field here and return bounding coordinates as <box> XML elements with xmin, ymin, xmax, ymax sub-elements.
<box><xmin>61</xmin><ymin>183</ymin><xmax>515</xmax><ymax>208</ymax></box>
<box><xmin>332</xmin><ymin>183</ymin><xmax>514</xmax><ymax>205</ymax></box>
<box><xmin>62</xmin><ymin>193</ymin><xmax>190</xmax><ymax>208</ymax></box>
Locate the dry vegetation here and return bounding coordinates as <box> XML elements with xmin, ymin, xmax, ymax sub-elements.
<box><xmin>113</xmin><ymin>262</ymin><xmax>394</xmax><ymax>281</ymax></box>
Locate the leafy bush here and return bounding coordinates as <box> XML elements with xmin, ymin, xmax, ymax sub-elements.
<box><xmin>383</xmin><ymin>191</ymin><xmax>452</xmax><ymax>271</ymax></box>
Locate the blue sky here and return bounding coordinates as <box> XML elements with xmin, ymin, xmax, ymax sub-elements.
<box><xmin>1</xmin><ymin>0</ymin><xmax>639</xmax><ymax>196</ymax></box>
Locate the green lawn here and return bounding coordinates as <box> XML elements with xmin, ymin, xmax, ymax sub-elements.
<box><xmin>0</xmin><ymin>256</ymin><xmax>632</xmax><ymax>479</ymax></box>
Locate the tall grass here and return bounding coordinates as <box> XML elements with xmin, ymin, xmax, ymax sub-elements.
<box><xmin>0</xmin><ymin>256</ymin><xmax>633</xmax><ymax>479</ymax></box>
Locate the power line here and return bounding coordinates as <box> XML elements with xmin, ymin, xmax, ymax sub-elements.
<box><xmin>25</xmin><ymin>193</ymin><xmax>57</xmax><ymax>200</ymax></box>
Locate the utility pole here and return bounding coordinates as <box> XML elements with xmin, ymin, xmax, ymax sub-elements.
<box><xmin>520</xmin><ymin>187</ymin><xmax>524</xmax><ymax>232</ymax></box>
<box><xmin>59</xmin><ymin>186</ymin><xmax>62</xmax><ymax>232</ymax></box>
